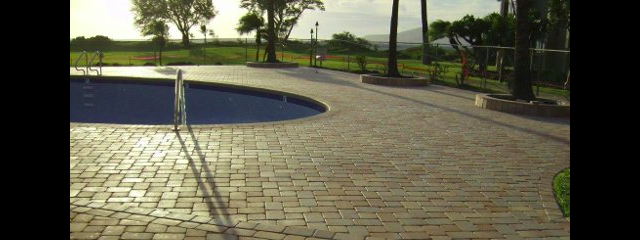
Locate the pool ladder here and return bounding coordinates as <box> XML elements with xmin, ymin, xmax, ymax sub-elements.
<box><xmin>173</xmin><ymin>69</ymin><xmax>187</xmax><ymax>131</ymax></box>
<box><xmin>74</xmin><ymin>51</ymin><xmax>102</xmax><ymax>76</ymax></box>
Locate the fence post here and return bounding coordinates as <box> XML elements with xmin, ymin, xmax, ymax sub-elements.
<box><xmin>245</xmin><ymin>38</ymin><xmax>248</xmax><ymax>63</ymax></box>
<box><xmin>435</xmin><ymin>43</ymin><xmax>439</xmax><ymax>66</ymax></box>
<box><xmin>347</xmin><ymin>55</ymin><xmax>350</xmax><ymax>71</ymax></box>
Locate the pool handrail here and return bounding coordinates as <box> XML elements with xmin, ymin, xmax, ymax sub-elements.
<box><xmin>74</xmin><ymin>51</ymin><xmax>88</xmax><ymax>75</ymax></box>
<box><xmin>87</xmin><ymin>51</ymin><xmax>102</xmax><ymax>76</ymax></box>
<box><xmin>173</xmin><ymin>69</ymin><xmax>186</xmax><ymax>131</ymax></box>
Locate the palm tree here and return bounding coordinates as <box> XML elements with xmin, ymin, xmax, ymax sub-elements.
<box><xmin>200</xmin><ymin>25</ymin><xmax>207</xmax><ymax>64</ymax></box>
<box><xmin>237</xmin><ymin>12</ymin><xmax>264</xmax><ymax>62</ymax></box>
<box><xmin>512</xmin><ymin>0</ymin><xmax>536</xmax><ymax>100</ymax></box>
<box><xmin>265</xmin><ymin>0</ymin><xmax>278</xmax><ymax>63</ymax></box>
<box><xmin>496</xmin><ymin>0</ymin><xmax>509</xmax><ymax>82</ymax></box>
<box><xmin>386</xmin><ymin>0</ymin><xmax>401</xmax><ymax>77</ymax></box>
<box><xmin>421</xmin><ymin>0</ymin><xmax>431</xmax><ymax>65</ymax></box>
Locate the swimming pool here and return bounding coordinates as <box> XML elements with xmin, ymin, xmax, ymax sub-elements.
<box><xmin>70</xmin><ymin>77</ymin><xmax>326</xmax><ymax>125</ymax></box>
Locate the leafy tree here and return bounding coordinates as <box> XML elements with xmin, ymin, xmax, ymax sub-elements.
<box><xmin>428</xmin><ymin>20</ymin><xmax>451</xmax><ymax>41</ymax></box>
<box><xmin>132</xmin><ymin>0</ymin><xmax>217</xmax><ymax>48</ymax></box>
<box><xmin>143</xmin><ymin>21</ymin><xmax>169</xmax><ymax>66</ymax></box>
<box><xmin>237</xmin><ymin>12</ymin><xmax>265</xmax><ymax>62</ymax></box>
<box><xmin>70</xmin><ymin>35</ymin><xmax>113</xmax><ymax>51</ymax></box>
<box><xmin>241</xmin><ymin>0</ymin><xmax>325</xmax><ymax>42</ymax></box>
<box><xmin>275</xmin><ymin>0</ymin><xmax>325</xmax><ymax>41</ymax></box>
<box><xmin>327</xmin><ymin>32</ymin><xmax>371</xmax><ymax>52</ymax></box>
<box><xmin>450</xmin><ymin>15</ymin><xmax>491</xmax><ymax>71</ymax></box>
<box><xmin>386</xmin><ymin>0</ymin><xmax>401</xmax><ymax>77</ymax></box>
<box><xmin>513</xmin><ymin>0</ymin><xmax>536</xmax><ymax>100</ymax></box>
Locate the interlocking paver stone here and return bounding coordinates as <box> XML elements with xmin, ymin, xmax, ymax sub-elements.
<box><xmin>71</xmin><ymin>66</ymin><xmax>570</xmax><ymax>239</ymax></box>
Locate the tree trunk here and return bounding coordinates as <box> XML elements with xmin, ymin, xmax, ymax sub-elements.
<box><xmin>266</xmin><ymin>0</ymin><xmax>278</xmax><ymax>63</ymax></box>
<box><xmin>181</xmin><ymin>33</ymin><xmax>190</xmax><ymax>48</ymax></box>
<box><xmin>386</xmin><ymin>0</ymin><xmax>401</xmax><ymax>77</ymax></box>
<box><xmin>496</xmin><ymin>0</ymin><xmax>509</xmax><ymax>82</ymax></box>
<box><xmin>159</xmin><ymin>47</ymin><xmax>163</xmax><ymax>66</ymax></box>
<box><xmin>512</xmin><ymin>0</ymin><xmax>535</xmax><ymax>101</ymax></box>
<box><xmin>421</xmin><ymin>0</ymin><xmax>431</xmax><ymax>65</ymax></box>
<box><xmin>256</xmin><ymin>32</ymin><xmax>261</xmax><ymax>62</ymax></box>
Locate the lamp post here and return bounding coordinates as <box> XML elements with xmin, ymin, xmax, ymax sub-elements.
<box><xmin>314</xmin><ymin>21</ymin><xmax>319</xmax><ymax>67</ymax></box>
<box><xmin>310</xmin><ymin>29</ymin><xmax>314</xmax><ymax>67</ymax></box>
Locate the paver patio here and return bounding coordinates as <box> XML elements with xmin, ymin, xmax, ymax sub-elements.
<box><xmin>70</xmin><ymin>66</ymin><xmax>570</xmax><ymax>239</ymax></box>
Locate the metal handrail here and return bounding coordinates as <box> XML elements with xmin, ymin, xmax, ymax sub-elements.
<box><xmin>173</xmin><ymin>69</ymin><xmax>186</xmax><ymax>131</ymax></box>
<box><xmin>74</xmin><ymin>51</ymin><xmax>88</xmax><ymax>75</ymax></box>
<box><xmin>87</xmin><ymin>51</ymin><xmax>102</xmax><ymax>76</ymax></box>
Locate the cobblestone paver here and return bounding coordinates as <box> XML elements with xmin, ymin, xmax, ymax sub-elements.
<box><xmin>71</xmin><ymin>66</ymin><xmax>570</xmax><ymax>239</ymax></box>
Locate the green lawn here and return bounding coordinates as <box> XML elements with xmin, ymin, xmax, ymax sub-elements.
<box><xmin>70</xmin><ymin>45</ymin><xmax>570</xmax><ymax>100</ymax></box>
<box><xmin>553</xmin><ymin>168</ymin><xmax>570</xmax><ymax>220</ymax></box>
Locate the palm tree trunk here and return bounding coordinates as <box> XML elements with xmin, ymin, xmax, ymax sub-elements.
<box><xmin>256</xmin><ymin>28</ymin><xmax>261</xmax><ymax>62</ymax></box>
<box><xmin>496</xmin><ymin>0</ymin><xmax>509</xmax><ymax>82</ymax></box>
<box><xmin>512</xmin><ymin>0</ymin><xmax>536</xmax><ymax>101</ymax></box>
<box><xmin>421</xmin><ymin>0</ymin><xmax>431</xmax><ymax>65</ymax></box>
<box><xmin>266</xmin><ymin>0</ymin><xmax>278</xmax><ymax>63</ymax></box>
<box><xmin>386</xmin><ymin>0</ymin><xmax>401</xmax><ymax>77</ymax></box>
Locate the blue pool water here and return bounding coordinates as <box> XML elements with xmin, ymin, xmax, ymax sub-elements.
<box><xmin>70</xmin><ymin>77</ymin><xmax>326</xmax><ymax>124</ymax></box>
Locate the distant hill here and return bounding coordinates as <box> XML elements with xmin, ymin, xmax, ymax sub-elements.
<box><xmin>364</xmin><ymin>28</ymin><xmax>425</xmax><ymax>43</ymax></box>
<box><xmin>363</xmin><ymin>27</ymin><xmax>470</xmax><ymax>50</ymax></box>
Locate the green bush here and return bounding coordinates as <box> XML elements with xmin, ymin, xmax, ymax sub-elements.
<box><xmin>356</xmin><ymin>56</ymin><xmax>367</xmax><ymax>72</ymax></box>
<box><xmin>554</xmin><ymin>168</ymin><xmax>570</xmax><ymax>219</ymax></box>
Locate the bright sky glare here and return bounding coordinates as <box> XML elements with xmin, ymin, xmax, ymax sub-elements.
<box><xmin>70</xmin><ymin>0</ymin><xmax>501</xmax><ymax>41</ymax></box>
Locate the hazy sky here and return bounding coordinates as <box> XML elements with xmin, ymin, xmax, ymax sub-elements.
<box><xmin>70</xmin><ymin>0</ymin><xmax>501</xmax><ymax>41</ymax></box>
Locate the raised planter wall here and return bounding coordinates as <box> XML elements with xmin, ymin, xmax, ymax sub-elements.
<box><xmin>360</xmin><ymin>74</ymin><xmax>428</xmax><ymax>87</ymax></box>
<box><xmin>246</xmin><ymin>62</ymin><xmax>299</xmax><ymax>68</ymax></box>
<box><xmin>475</xmin><ymin>94</ymin><xmax>570</xmax><ymax>118</ymax></box>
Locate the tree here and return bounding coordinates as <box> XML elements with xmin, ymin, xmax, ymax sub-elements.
<box><xmin>428</xmin><ymin>20</ymin><xmax>451</xmax><ymax>41</ymax></box>
<box><xmin>132</xmin><ymin>0</ymin><xmax>217</xmax><ymax>48</ymax></box>
<box><xmin>237</xmin><ymin>12</ymin><xmax>265</xmax><ymax>62</ymax></box>
<box><xmin>200</xmin><ymin>25</ymin><xmax>207</xmax><ymax>64</ymax></box>
<box><xmin>266</xmin><ymin>0</ymin><xmax>278</xmax><ymax>62</ymax></box>
<box><xmin>327</xmin><ymin>32</ymin><xmax>371</xmax><ymax>52</ymax></box>
<box><xmin>512</xmin><ymin>0</ymin><xmax>536</xmax><ymax>100</ymax></box>
<box><xmin>275</xmin><ymin>0</ymin><xmax>325</xmax><ymax>41</ymax></box>
<box><xmin>143</xmin><ymin>21</ymin><xmax>169</xmax><ymax>66</ymax></box>
<box><xmin>450</xmin><ymin>15</ymin><xmax>491</xmax><ymax>71</ymax></box>
<box><xmin>544</xmin><ymin>0</ymin><xmax>570</xmax><ymax>82</ymax></box>
<box><xmin>241</xmin><ymin>0</ymin><xmax>325</xmax><ymax>42</ymax></box>
<box><xmin>386</xmin><ymin>0</ymin><xmax>401</xmax><ymax>77</ymax></box>
<box><xmin>421</xmin><ymin>0</ymin><xmax>431</xmax><ymax>65</ymax></box>
<box><xmin>495</xmin><ymin>0</ymin><xmax>510</xmax><ymax>77</ymax></box>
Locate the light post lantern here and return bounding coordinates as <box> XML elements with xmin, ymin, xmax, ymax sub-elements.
<box><xmin>310</xmin><ymin>29</ymin><xmax>314</xmax><ymax>67</ymax></box>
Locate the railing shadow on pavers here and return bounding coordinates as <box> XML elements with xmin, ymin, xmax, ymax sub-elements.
<box><xmin>278</xmin><ymin>69</ymin><xmax>570</xmax><ymax>145</ymax></box>
<box><xmin>176</xmin><ymin>125</ymin><xmax>236</xmax><ymax>240</ymax></box>
<box><xmin>154</xmin><ymin>67</ymin><xmax>183</xmax><ymax>76</ymax></box>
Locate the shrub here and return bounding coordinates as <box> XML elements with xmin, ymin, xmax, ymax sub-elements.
<box><xmin>356</xmin><ymin>56</ymin><xmax>367</xmax><ymax>72</ymax></box>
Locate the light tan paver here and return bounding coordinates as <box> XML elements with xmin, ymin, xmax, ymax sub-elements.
<box><xmin>71</xmin><ymin>66</ymin><xmax>569</xmax><ymax>239</ymax></box>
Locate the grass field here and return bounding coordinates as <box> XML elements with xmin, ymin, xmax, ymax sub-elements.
<box><xmin>70</xmin><ymin>45</ymin><xmax>570</xmax><ymax>101</ymax></box>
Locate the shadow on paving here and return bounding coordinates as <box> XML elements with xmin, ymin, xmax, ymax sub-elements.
<box><xmin>278</xmin><ymin>68</ymin><xmax>570</xmax><ymax>145</ymax></box>
<box><xmin>176</xmin><ymin>125</ymin><xmax>235</xmax><ymax>240</ymax></box>
<box><xmin>154</xmin><ymin>67</ymin><xmax>182</xmax><ymax>76</ymax></box>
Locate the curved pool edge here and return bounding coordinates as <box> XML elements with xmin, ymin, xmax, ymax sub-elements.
<box><xmin>70</xmin><ymin>75</ymin><xmax>337</xmax><ymax>128</ymax></box>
